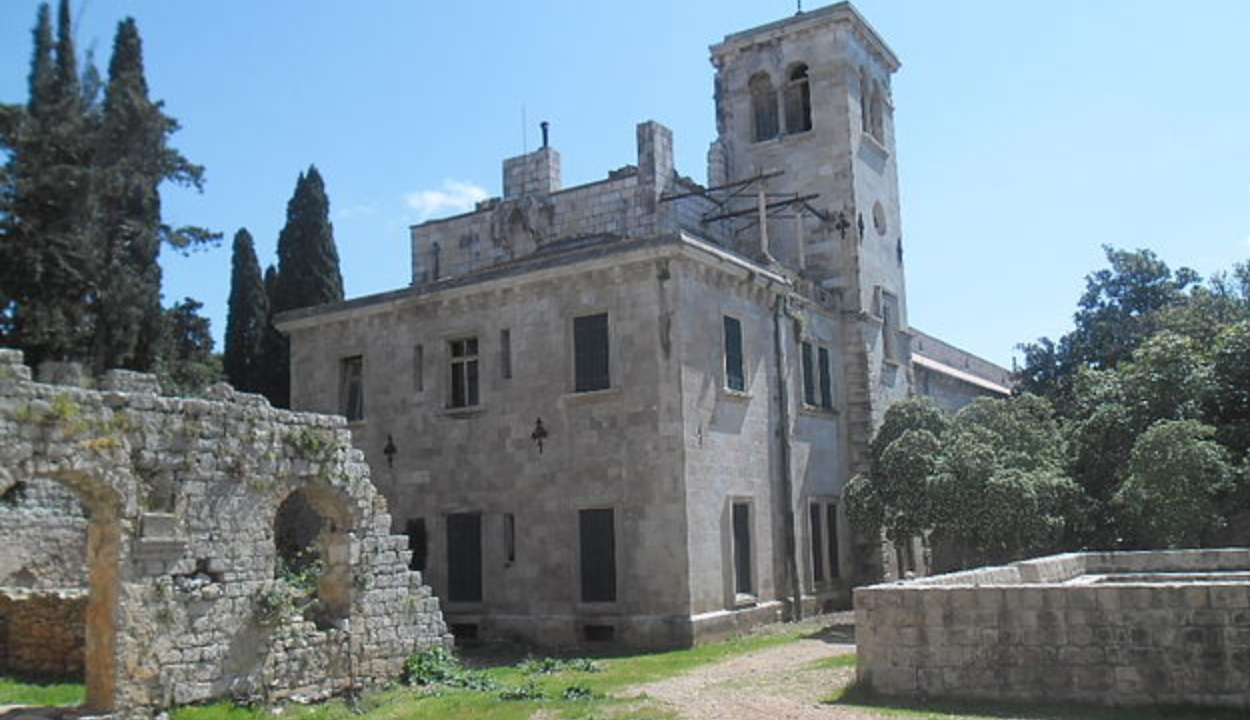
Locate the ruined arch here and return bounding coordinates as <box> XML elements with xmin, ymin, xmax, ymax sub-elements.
<box><xmin>273</xmin><ymin>483</ymin><xmax>357</xmax><ymax>628</ymax></box>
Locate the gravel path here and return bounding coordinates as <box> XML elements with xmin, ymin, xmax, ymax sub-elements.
<box><xmin>629</xmin><ymin>613</ymin><xmax>902</xmax><ymax>720</ymax></box>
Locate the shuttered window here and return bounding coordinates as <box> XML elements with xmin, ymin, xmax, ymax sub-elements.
<box><xmin>579</xmin><ymin>508</ymin><xmax>616</xmax><ymax>602</ymax></box>
<box><xmin>724</xmin><ymin>316</ymin><xmax>745</xmax><ymax>392</ymax></box>
<box><xmin>810</xmin><ymin>503</ymin><xmax>825</xmax><ymax>583</ymax></box>
<box><xmin>801</xmin><ymin>341</ymin><xmax>816</xmax><ymax>406</ymax></box>
<box><xmin>446</xmin><ymin>513</ymin><xmax>482</xmax><ymax>602</ymax></box>
<box><xmin>339</xmin><ymin>356</ymin><xmax>363</xmax><ymax>421</ymax></box>
<box><xmin>818</xmin><ymin>347</ymin><xmax>833</xmax><ymax>410</ymax></box>
<box><xmin>574</xmin><ymin>314</ymin><xmax>610</xmax><ymax>392</ymax></box>
<box><xmin>732</xmin><ymin>502</ymin><xmax>753</xmax><ymax>595</ymax></box>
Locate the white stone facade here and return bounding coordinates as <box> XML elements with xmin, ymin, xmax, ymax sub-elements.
<box><xmin>281</xmin><ymin>2</ymin><xmax>1007</xmax><ymax>649</ymax></box>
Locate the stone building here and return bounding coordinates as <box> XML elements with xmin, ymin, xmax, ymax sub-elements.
<box><xmin>279</xmin><ymin>2</ymin><xmax>1008</xmax><ymax>649</ymax></box>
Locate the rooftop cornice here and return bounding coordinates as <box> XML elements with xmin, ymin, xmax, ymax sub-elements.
<box><xmin>710</xmin><ymin>2</ymin><xmax>901</xmax><ymax>73</ymax></box>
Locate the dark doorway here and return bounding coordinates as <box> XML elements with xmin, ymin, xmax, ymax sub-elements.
<box><xmin>579</xmin><ymin>508</ymin><xmax>616</xmax><ymax>602</ymax></box>
<box><xmin>446</xmin><ymin>513</ymin><xmax>482</xmax><ymax>602</ymax></box>
<box><xmin>732</xmin><ymin>502</ymin><xmax>752</xmax><ymax>595</ymax></box>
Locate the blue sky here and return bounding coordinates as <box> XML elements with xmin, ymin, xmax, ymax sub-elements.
<box><xmin>2</xmin><ymin>0</ymin><xmax>1247</xmax><ymax>368</ymax></box>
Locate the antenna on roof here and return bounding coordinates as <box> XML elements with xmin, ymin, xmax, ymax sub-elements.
<box><xmin>796</xmin><ymin>0</ymin><xmax>803</xmax><ymax>14</ymax></box>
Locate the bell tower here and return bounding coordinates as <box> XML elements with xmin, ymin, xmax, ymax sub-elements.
<box><xmin>709</xmin><ymin>2</ymin><xmax>904</xmax><ymax>313</ymax></box>
<box><xmin>708</xmin><ymin>2</ymin><xmax>911</xmax><ymax>466</ymax></box>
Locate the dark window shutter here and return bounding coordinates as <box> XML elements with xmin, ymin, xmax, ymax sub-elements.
<box><xmin>579</xmin><ymin>508</ymin><xmax>617</xmax><ymax>602</ymax></box>
<box><xmin>827</xmin><ymin>504</ymin><xmax>841</xmax><ymax>579</ymax></box>
<box><xmin>574</xmin><ymin>314</ymin><xmax>610</xmax><ymax>392</ymax></box>
<box><xmin>732</xmin><ymin>503</ymin><xmax>753</xmax><ymax>594</ymax></box>
<box><xmin>818</xmin><ymin>347</ymin><xmax>833</xmax><ymax>409</ymax></box>
<box><xmin>801</xmin><ymin>342</ymin><xmax>816</xmax><ymax>406</ymax></box>
<box><xmin>446</xmin><ymin>513</ymin><xmax>482</xmax><ymax>602</ymax></box>
<box><xmin>724</xmin><ymin>316</ymin><xmax>745</xmax><ymax>391</ymax></box>
<box><xmin>810</xmin><ymin>503</ymin><xmax>824</xmax><ymax>583</ymax></box>
<box><xmin>406</xmin><ymin>518</ymin><xmax>427</xmax><ymax>572</ymax></box>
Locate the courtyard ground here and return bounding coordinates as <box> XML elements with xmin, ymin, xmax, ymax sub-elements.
<box><xmin>1</xmin><ymin>612</ymin><xmax>1244</xmax><ymax>720</ymax></box>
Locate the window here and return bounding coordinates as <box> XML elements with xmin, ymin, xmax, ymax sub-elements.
<box><xmin>405</xmin><ymin>518</ymin><xmax>427</xmax><ymax>572</ymax></box>
<box><xmin>784</xmin><ymin>64</ymin><xmax>812</xmax><ymax>134</ymax></box>
<box><xmin>339</xmin><ymin>355</ymin><xmax>363</xmax><ymax>421</ymax></box>
<box><xmin>881</xmin><ymin>292</ymin><xmax>901</xmax><ymax>362</ymax></box>
<box><xmin>500</xmin><ymin>328</ymin><xmax>512</xmax><ymax>380</ymax></box>
<box><xmin>448</xmin><ymin>337</ymin><xmax>479</xmax><ymax>408</ymax></box>
<box><xmin>503</xmin><ymin>512</ymin><xmax>516</xmax><ymax>564</ymax></box>
<box><xmin>808</xmin><ymin>500</ymin><xmax>841</xmax><ymax>587</ymax></box>
<box><xmin>801</xmin><ymin>341</ymin><xmax>834</xmax><ymax>410</ymax></box>
<box><xmin>818</xmin><ymin>347</ymin><xmax>833</xmax><ymax>410</ymax></box>
<box><xmin>869</xmin><ymin>80</ymin><xmax>885</xmax><ymax>140</ymax></box>
<box><xmin>573</xmin><ymin>313</ymin><xmax>610</xmax><ymax>392</ymax></box>
<box><xmin>723</xmin><ymin>316</ymin><xmax>745</xmax><ymax>392</ymax></box>
<box><xmin>446</xmin><ymin>512</ymin><xmax>482</xmax><ymax>602</ymax></box>
<box><xmin>732</xmin><ymin>502</ymin><xmax>753</xmax><ymax>596</ymax></box>
<box><xmin>579</xmin><ymin>508</ymin><xmax>616</xmax><ymax>602</ymax></box>
<box><xmin>801</xmin><ymin>341</ymin><xmax>816</xmax><ymax>406</ymax></box>
<box><xmin>414</xmin><ymin>344</ymin><xmax>426</xmax><ymax>393</ymax></box>
<box><xmin>809</xmin><ymin>503</ymin><xmax>825</xmax><ymax>583</ymax></box>
<box><xmin>827</xmin><ymin>503</ymin><xmax>840</xmax><ymax>579</ymax></box>
<box><xmin>749</xmin><ymin>72</ymin><xmax>779</xmax><ymax>142</ymax></box>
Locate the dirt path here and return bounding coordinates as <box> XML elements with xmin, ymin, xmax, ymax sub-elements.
<box><xmin>630</xmin><ymin>614</ymin><xmax>901</xmax><ymax>720</ymax></box>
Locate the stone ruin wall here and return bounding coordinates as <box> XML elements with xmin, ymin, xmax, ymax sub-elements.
<box><xmin>0</xmin><ymin>590</ymin><xmax>87</xmax><ymax>674</ymax></box>
<box><xmin>855</xmin><ymin>549</ymin><xmax>1250</xmax><ymax>709</ymax></box>
<box><xmin>0</xmin><ymin>348</ymin><xmax>451</xmax><ymax>716</ymax></box>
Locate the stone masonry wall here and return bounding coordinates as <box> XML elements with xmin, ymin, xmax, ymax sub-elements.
<box><xmin>0</xmin><ymin>476</ymin><xmax>89</xmax><ymax>588</ymax></box>
<box><xmin>0</xmin><ymin>348</ymin><xmax>450</xmax><ymax>716</ymax></box>
<box><xmin>0</xmin><ymin>590</ymin><xmax>87</xmax><ymax>674</ymax></box>
<box><xmin>855</xmin><ymin>550</ymin><xmax>1250</xmax><ymax>709</ymax></box>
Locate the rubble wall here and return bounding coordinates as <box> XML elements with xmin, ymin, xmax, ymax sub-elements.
<box><xmin>0</xmin><ymin>348</ymin><xmax>451</xmax><ymax>716</ymax></box>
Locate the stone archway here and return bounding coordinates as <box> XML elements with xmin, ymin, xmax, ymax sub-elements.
<box><xmin>273</xmin><ymin>484</ymin><xmax>357</xmax><ymax>629</ymax></box>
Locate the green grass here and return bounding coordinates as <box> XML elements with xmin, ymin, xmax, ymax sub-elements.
<box><xmin>166</xmin><ymin>622</ymin><xmax>817</xmax><ymax>720</ymax></box>
<box><xmin>805</xmin><ymin>653</ymin><xmax>857</xmax><ymax>671</ymax></box>
<box><xmin>0</xmin><ymin>674</ymin><xmax>86</xmax><ymax>707</ymax></box>
<box><xmin>827</xmin><ymin>680</ymin><xmax>1249</xmax><ymax>720</ymax></box>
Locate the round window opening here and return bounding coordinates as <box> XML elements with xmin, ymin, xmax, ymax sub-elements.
<box><xmin>872</xmin><ymin>201</ymin><xmax>887</xmax><ymax>236</ymax></box>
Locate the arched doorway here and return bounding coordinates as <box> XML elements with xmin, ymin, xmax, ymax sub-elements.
<box><xmin>273</xmin><ymin>486</ymin><xmax>355</xmax><ymax>630</ymax></box>
<box><xmin>0</xmin><ymin>469</ymin><xmax>120</xmax><ymax>713</ymax></box>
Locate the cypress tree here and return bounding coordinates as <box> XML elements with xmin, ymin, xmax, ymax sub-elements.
<box><xmin>273</xmin><ymin>166</ymin><xmax>344</xmax><ymax>313</ymax></box>
<box><xmin>260</xmin><ymin>166</ymin><xmax>344</xmax><ymax>407</ymax></box>
<box><xmin>256</xmin><ymin>264</ymin><xmax>289</xmax><ymax>407</ymax></box>
<box><xmin>223</xmin><ymin>228</ymin><xmax>268</xmax><ymax>393</ymax></box>
<box><xmin>0</xmin><ymin>1</ymin><xmax>96</xmax><ymax>364</ymax></box>
<box><xmin>91</xmin><ymin>17</ymin><xmax>207</xmax><ymax>373</ymax></box>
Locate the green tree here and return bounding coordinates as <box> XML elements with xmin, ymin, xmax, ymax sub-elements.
<box><xmin>90</xmin><ymin>17</ymin><xmax>211</xmax><ymax>373</ymax></box>
<box><xmin>255</xmin><ymin>264</ymin><xmax>287</xmax><ymax>406</ymax></box>
<box><xmin>845</xmin><ymin>398</ymin><xmax>948</xmax><ymax>548</ymax></box>
<box><xmin>223</xmin><ymin>228</ymin><xmax>268</xmax><ymax>393</ymax></box>
<box><xmin>0</xmin><ymin>1</ymin><xmax>96</xmax><ymax>364</ymax></box>
<box><xmin>153</xmin><ymin>297</ymin><xmax>221</xmax><ymax>396</ymax></box>
<box><xmin>1113</xmin><ymin>420</ymin><xmax>1235</xmax><ymax>548</ymax></box>
<box><xmin>263</xmin><ymin>166</ymin><xmax>344</xmax><ymax>407</ymax></box>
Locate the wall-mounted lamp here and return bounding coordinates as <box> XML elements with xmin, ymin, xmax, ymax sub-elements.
<box><xmin>383</xmin><ymin>434</ymin><xmax>397</xmax><ymax>468</ymax></box>
<box><xmin>530</xmin><ymin>418</ymin><xmax>549</xmax><ymax>454</ymax></box>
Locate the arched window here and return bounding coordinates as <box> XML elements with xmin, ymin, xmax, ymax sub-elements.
<box><xmin>869</xmin><ymin>80</ymin><xmax>885</xmax><ymax>140</ymax></box>
<box><xmin>749</xmin><ymin>72</ymin><xmax>779</xmax><ymax>142</ymax></box>
<box><xmin>784</xmin><ymin>64</ymin><xmax>812</xmax><ymax>134</ymax></box>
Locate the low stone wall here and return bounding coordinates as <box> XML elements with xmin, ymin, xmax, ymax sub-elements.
<box><xmin>855</xmin><ymin>549</ymin><xmax>1250</xmax><ymax>709</ymax></box>
<box><xmin>0</xmin><ymin>589</ymin><xmax>87</xmax><ymax>674</ymax></box>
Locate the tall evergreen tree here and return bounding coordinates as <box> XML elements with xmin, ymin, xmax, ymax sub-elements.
<box><xmin>256</xmin><ymin>264</ymin><xmax>289</xmax><ymax>407</ymax></box>
<box><xmin>90</xmin><ymin>17</ymin><xmax>207</xmax><ymax>373</ymax></box>
<box><xmin>223</xmin><ymin>228</ymin><xmax>268</xmax><ymax>393</ymax></box>
<box><xmin>0</xmin><ymin>1</ymin><xmax>96</xmax><ymax>364</ymax></box>
<box><xmin>272</xmin><ymin>166</ymin><xmax>343</xmax><ymax>313</ymax></box>
<box><xmin>154</xmin><ymin>297</ymin><xmax>221</xmax><ymax>396</ymax></box>
<box><xmin>260</xmin><ymin>166</ymin><xmax>344</xmax><ymax>408</ymax></box>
